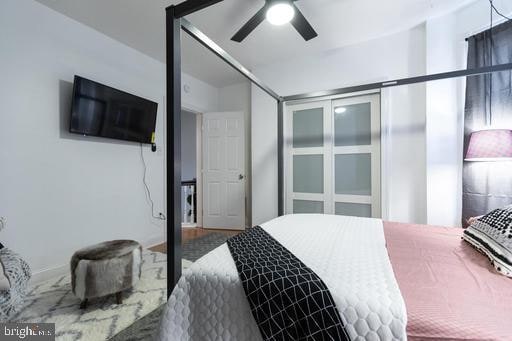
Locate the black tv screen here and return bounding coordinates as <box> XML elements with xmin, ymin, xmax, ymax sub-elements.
<box><xmin>70</xmin><ymin>76</ymin><xmax>157</xmax><ymax>144</ymax></box>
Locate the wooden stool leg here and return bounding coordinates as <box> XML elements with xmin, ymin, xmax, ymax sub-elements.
<box><xmin>80</xmin><ymin>299</ymin><xmax>88</xmax><ymax>309</ymax></box>
<box><xmin>115</xmin><ymin>291</ymin><xmax>123</xmax><ymax>305</ymax></box>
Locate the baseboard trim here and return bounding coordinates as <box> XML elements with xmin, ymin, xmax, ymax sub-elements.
<box><xmin>31</xmin><ymin>264</ymin><xmax>69</xmax><ymax>284</ymax></box>
<box><xmin>30</xmin><ymin>234</ymin><xmax>166</xmax><ymax>284</ymax></box>
<box><xmin>142</xmin><ymin>234</ymin><xmax>166</xmax><ymax>249</ymax></box>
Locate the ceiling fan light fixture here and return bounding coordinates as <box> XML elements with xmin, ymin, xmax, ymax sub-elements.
<box><xmin>266</xmin><ymin>1</ymin><xmax>295</xmax><ymax>26</ymax></box>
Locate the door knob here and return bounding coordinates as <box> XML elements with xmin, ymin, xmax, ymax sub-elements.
<box><xmin>239</xmin><ymin>174</ymin><xmax>244</xmax><ymax>180</ymax></box>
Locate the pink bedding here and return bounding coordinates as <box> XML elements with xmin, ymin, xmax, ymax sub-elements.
<box><xmin>384</xmin><ymin>222</ymin><xmax>512</xmax><ymax>341</ymax></box>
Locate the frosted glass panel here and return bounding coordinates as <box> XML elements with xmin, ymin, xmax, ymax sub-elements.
<box><xmin>294</xmin><ymin>200</ymin><xmax>324</xmax><ymax>214</ymax></box>
<box><xmin>334</xmin><ymin>103</ymin><xmax>371</xmax><ymax>146</ymax></box>
<box><xmin>335</xmin><ymin>202</ymin><xmax>371</xmax><ymax>217</ymax></box>
<box><xmin>293</xmin><ymin>155</ymin><xmax>324</xmax><ymax>193</ymax></box>
<box><xmin>335</xmin><ymin>154</ymin><xmax>371</xmax><ymax>195</ymax></box>
<box><xmin>293</xmin><ymin>108</ymin><xmax>324</xmax><ymax>148</ymax></box>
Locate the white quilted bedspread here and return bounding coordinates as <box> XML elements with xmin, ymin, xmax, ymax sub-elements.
<box><xmin>158</xmin><ymin>214</ymin><xmax>407</xmax><ymax>341</ymax></box>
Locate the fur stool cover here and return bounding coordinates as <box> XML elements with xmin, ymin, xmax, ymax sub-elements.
<box><xmin>71</xmin><ymin>240</ymin><xmax>142</xmax><ymax>306</ymax></box>
<box><xmin>0</xmin><ymin>248</ymin><xmax>31</xmax><ymax>321</ymax></box>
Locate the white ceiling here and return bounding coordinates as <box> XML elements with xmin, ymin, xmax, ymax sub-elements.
<box><xmin>35</xmin><ymin>0</ymin><xmax>476</xmax><ymax>87</ymax></box>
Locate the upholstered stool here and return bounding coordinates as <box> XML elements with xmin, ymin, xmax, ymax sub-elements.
<box><xmin>71</xmin><ymin>240</ymin><xmax>142</xmax><ymax>309</ymax></box>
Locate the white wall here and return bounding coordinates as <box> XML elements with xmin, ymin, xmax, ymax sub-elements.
<box><xmin>253</xmin><ymin>26</ymin><xmax>428</xmax><ymax>96</ymax></box>
<box><xmin>251</xmin><ymin>86</ymin><xmax>278</xmax><ymax>226</ymax></box>
<box><xmin>382</xmin><ymin>82</ymin><xmax>427</xmax><ymax>224</ymax></box>
<box><xmin>425</xmin><ymin>14</ymin><xmax>465</xmax><ymax>227</ymax></box>
<box><xmin>454</xmin><ymin>0</ymin><xmax>512</xmax><ymax>41</ymax></box>
<box><xmin>218</xmin><ymin>82</ymin><xmax>252</xmax><ymax>227</ymax></box>
<box><xmin>0</xmin><ymin>0</ymin><xmax>219</xmax><ymax>281</ymax></box>
<box><xmin>252</xmin><ymin>25</ymin><xmax>428</xmax><ymax>224</ymax></box>
<box><xmin>182</xmin><ymin>73</ymin><xmax>219</xmax><ymax>114</ymax></box>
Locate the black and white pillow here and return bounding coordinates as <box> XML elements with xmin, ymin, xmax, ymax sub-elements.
<box><xmin>463</xmin><ymin>204</ymin><xmax>512</xmax><ymax>277</ymax></box>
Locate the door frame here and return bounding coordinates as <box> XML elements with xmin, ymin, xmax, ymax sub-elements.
<box><xmin>195</xmin><ymin>113</ymin><xmax>203</xmax><ymax>227</ymax></box>
<box><xmin>202</xmin><ymin>111</ymin><xmax>246</xmax><ymax>230</ymax></box>
<box><xmin>182</xmin><ymin>108</ymin><xmax>247</xmax><ymax>230</ymax></box>
<box><xmin>180</xmin><ymin>107</ymin><xmax>203</xmax><ymax>228</ymax></box>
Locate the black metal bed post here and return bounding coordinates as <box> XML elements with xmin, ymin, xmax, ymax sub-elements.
<box><xmin>165</xmin><ymin>0</ymin><xmax>231</xmax><ymax>299</ymax></box>
<box><xmin>166</xmin><ymin>5</ymin><xmax>182</xmax><ymax>298</ymax></box>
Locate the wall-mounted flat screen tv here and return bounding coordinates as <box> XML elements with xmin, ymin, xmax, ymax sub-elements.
<box><xmin>70</xmin><ymin>76</ymin><xmax>158</xmax><ymax>144</ymax></box>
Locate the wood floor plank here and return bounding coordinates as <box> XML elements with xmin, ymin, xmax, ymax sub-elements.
<box><xmin>149</xmin><ymin>227</ymin><xmax>241</xmax><ymax>254</ymax></box>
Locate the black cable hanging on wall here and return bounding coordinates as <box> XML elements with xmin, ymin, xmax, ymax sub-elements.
<box><xmin>489</xmin><ymin>0</ymin><xmax>512</xmax><ymax>21</ymax></box>
<box><xmin>486</xmin><ymin>0</ymin><xmax>512</xmax><ymax>126</ymax></box>
<box><xmin>140</xmin><ymin>143</ymin><xmax>166</xmax><ymax>220</ymax></box>
<box><xmin>488</xmin><ymin>0</ymin><xmax>494</xmax><ymax>126</ymax></box>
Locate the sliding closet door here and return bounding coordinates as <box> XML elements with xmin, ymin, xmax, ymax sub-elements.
<box><xmin>332</xmin><ymin>94</ymin><xmax>380</xmax><ymax>218</ymax></box>
<box><xmin>284</xmin><ymin>93</ymin><xmax>381</xmax><ymax>218</ymax></box>
<box><xmin>285</xmin><ymin>101</ymin><xmax>332</xmax><ymax>214</ymax></box>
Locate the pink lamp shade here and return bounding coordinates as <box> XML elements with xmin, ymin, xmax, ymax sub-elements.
<box><xmin>465</xmin><ymin>129</ymin><xmax>512</xmax><ymax>161</ymax></box>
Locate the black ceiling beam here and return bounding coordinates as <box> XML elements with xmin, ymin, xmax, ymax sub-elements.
<box><xmin>171</xmin><ymin>0</ymin><xmax>224</xmax><ymax>18</ymax></box>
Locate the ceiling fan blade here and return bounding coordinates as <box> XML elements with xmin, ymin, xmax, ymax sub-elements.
<box><xmin>290</xmin><ymin>3</ymin><xmax>318</xmax><ymax>41</ymax></box>
<box><xmin>231</xmin><ymin>4</ymin><xmax>268</xmax><ymax>42</ymax></box>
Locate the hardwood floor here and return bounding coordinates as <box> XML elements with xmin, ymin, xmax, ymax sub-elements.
<box><xmin>182</xmin><ymin>227</ymin><xmax>240</xmax><ymax>242</ymax></box>
<box><xmin>149</xmin><ymin>227</ymin><xmax>241</xmax><ymax>254</ymax></box>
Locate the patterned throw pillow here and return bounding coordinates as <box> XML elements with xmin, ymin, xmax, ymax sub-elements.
<box><xmin>463</xmin><ymin>205</ymin><xmax>512</xmax><ymax>277</ymax></box>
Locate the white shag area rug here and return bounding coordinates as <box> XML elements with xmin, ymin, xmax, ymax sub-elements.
<box><xmin>12</xmin><ymin>250</ymin><xmax>192</xmax><ymax>341</ymax></box>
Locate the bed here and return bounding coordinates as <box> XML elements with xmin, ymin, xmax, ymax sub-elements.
<box><xmin>158</xmin><ymin>214</ymin><xmax>512</xmax><ymax>341</ymax></box>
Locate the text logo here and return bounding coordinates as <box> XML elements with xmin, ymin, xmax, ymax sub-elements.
<box><xmin>0</xmin><ymin>323</ymin><xmax>55</xmax><ymax>341</ymax></box>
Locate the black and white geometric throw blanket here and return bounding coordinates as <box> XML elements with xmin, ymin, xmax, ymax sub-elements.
<box><xmin>227</xmin><ymin>226</ymin><xmax>350</xmax><ymax>341</ymax></box>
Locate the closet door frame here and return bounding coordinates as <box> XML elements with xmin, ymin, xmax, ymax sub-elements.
<box><xmin>284</xmin><ymin>92</ymin><xmax>381</xmax><ymax>217</ymax></box>
<box><xmin>285</xmin><ymin>100</ymin><xmax>333</xmax><ymax>215</ymax></box>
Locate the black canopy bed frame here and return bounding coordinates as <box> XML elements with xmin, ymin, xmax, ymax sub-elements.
<box><xmin>165</xmin><ymin>0</ymin><xmax>512</xmax><ymax>297</ymax></box>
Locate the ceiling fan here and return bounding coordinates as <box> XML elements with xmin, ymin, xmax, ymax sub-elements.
<box><xmin>231</xmin><ymin>0</ymin><xmax>318</xmax><ymax>43</ymax></box>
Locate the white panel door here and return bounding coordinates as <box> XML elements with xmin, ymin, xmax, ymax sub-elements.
<box><xmin>202</xmin><ymin>112</ymin><xmax>245</xmax><ymax>230</ymax></box>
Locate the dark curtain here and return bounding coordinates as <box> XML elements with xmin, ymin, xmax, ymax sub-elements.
<box><xmin>463</xmin><ymin>20</ymin><xmax>512</xmax><ymax>225</ymax></box>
